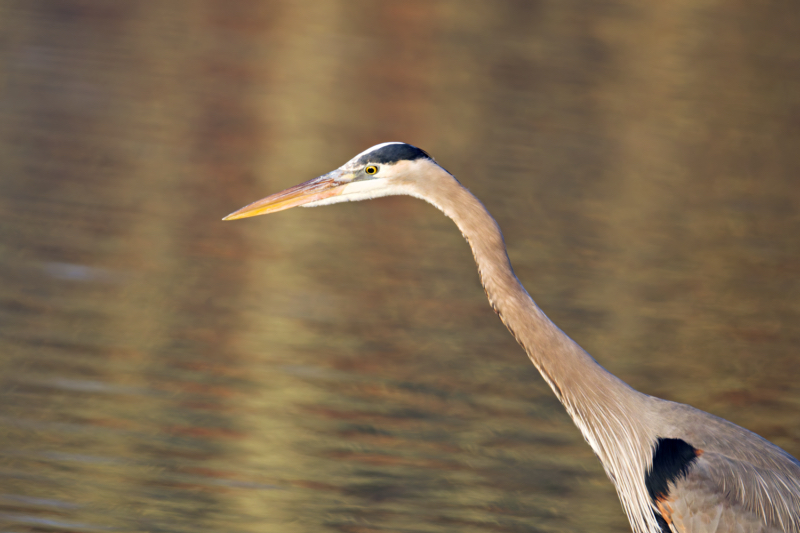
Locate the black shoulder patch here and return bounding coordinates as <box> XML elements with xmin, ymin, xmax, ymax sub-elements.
<box><xmin>357</xmin><ymin>143</ymin><xmax>431</xmax><ymax>165</ymax></box>
<box><xmin>645</xmin><ymin>438</ymin><xmax>700</xmax><ymax>501</ymax></box>
<box><xmin>655</xmin><ymin>513</ymin><xmax>672</xmax><ymax>533</ymax></box>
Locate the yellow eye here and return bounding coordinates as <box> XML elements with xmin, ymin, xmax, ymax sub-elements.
<box><xmin>365</xmin><ymin>165</ymin><xmax>378</xmax><ymax>175</ymax></box>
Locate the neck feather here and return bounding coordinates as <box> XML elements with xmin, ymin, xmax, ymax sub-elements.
<box><xmin>411</xmin><ymin>171</ymin><xmax>662</xmax><ymax>533</ymax></box>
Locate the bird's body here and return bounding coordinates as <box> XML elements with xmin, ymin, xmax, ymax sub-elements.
<box><xmin>224</xmin><ymin>142</ymin><xmax>800</xmax><ymax>533</ymax></box>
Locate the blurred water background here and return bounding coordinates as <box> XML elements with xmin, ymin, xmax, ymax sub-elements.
<box><xmin>0</xmin><ymin>2</ymin><xmax>798</xmax><ymax>532</ymax></box>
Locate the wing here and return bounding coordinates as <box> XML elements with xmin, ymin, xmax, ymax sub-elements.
<box><xmin>662</xmin><ymin>451</ymin><xmax>800</xmax><ymax>533</ymax></box>
<box><xmin>653</xmin><ymin>401</ymin><xmax>800</xmax><ymax>533</ymax></box>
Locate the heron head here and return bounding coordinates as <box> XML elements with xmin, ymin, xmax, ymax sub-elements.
<box><xmin>223</xmin><ymin>142</ymin><xmax>445</xmax><ymax>220</ymax></box>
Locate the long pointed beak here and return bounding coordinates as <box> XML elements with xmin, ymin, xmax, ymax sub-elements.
<box><xmin>223</xmin><ymin>169</ymin><xmax>349</xmax><ymax>220</ymax></box>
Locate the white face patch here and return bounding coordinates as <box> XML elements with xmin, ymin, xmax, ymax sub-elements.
<box><xmin>301</xmin><ymin>159</ymin><xmax>438</xmax><ymax>209</ymax></box>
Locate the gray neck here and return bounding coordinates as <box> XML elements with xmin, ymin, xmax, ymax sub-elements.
<box><xmin>435</xmin><ymin>179</ymin><xmax>623</xmax><ymax>404</ymax></box>
<box><xmin>423</xmin><ymin>174</ymin><xmax>660</xmax><ymax>533</ymax></box>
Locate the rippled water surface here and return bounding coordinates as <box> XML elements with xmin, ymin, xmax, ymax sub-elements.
<box><xmin>0</xmin><ymin>2</ymin><xmax>799</xmax><ymax>532</ymax></box>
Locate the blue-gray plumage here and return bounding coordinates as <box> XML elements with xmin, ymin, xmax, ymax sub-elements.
<box><xmin>224</xmin><ymin>142</ymin><xmax>800</xmax><ymax>533</ymax></box>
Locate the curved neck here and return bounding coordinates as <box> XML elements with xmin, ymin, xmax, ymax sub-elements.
<box><xmin>415</xmin><ymin>172</ymin><xmax>660</xmax><ymax>533</ymax></box>
<box><xmin>431</xmin><ymin>177</ymin><xmax>619</xmax><ymax>404</ymax></box>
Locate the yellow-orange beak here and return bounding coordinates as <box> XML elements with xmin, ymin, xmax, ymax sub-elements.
<box><xmin>223</xmin><ymin>170</ymin><xmax>349</xmax><ymax>220</ymax></box>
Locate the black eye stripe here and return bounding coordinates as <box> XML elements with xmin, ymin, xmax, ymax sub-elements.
<box><xmin>356</xmin><ymin>143</ymin><xmax>431</xmax><ymax>165</ymax></box>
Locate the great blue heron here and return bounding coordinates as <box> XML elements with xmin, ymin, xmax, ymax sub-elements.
<box><xmin>224</xmin><ymin>142</ymin><xmax>800</xmax><ymax>533</ymax></box>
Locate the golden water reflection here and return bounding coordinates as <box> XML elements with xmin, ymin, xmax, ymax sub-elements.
<box><xmin>0</xmin><ymin>2</ymin><xmax>798</xmax><ymax>532</ymax></box>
